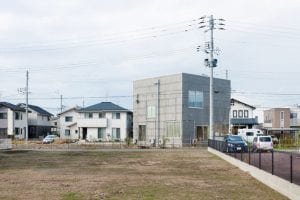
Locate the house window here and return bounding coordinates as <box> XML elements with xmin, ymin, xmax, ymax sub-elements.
<box><xmin>15</xmin><ymin>112</ymin><xmax>21</xmax><ymax>120</ymax></box>
<box><xmin>233</xmin><ymin>110</ymin><xmax>237</xmax><ymax>118</ymax></box>
<box><xmin>54</xmin><ymin>122</ymin><xmax>57</xmax><ymax>126</ymax></box>
<box><xmin>99</xmin><ymin>112</ymin><xmax>106</xmax><ymax>118</ymax></box>
<box><xmin>238</xmin><ymin>110</ymin><xmax>243</xmax><ymax>118</ymax></box>
<box><xmin>0</xmin><ymin>128</ymin><xmax>7</xmax><ymax>135</ymax></box>
<box><xmin>15</xmin><ymin>128</ymin><xmax>20</xmax><ymax>135</ymax></box>
<box><xmin>244</xmin><ymin>110</ymin><xmax>249</xmax><ymax>118</ymax></box>
<box><xmin>290</xmin><ymin>113</ymin><xmax>297</xmax><ymax>119</ymax></box>
<box><xmin>166</xmin><ymin>122</ymin><xmax>180</xmax><ymax>137</ymax></box>
<box><xmin>0</xmin><ymin>113</ymin><xmax>7</xmax><ymax>119</ymax></box>
<box><xmin>188</xmin><ymin>90</ymin><xmax>203</xmax><ymax>108</ymax></box>
<box><xmin>65</xmin><ymin>129</ymin><xmax>70</xmax><ymax>136</ymax></box>
<box><xmin>280</xmin><ymin>111</ymin><xmax>284</xmax><ymax>120</ymax></box>
<box><xmin>84</xmin><ymin>113</ymin><xmax>93</xmax><ymax>119</ymax></box>
<box><xmin>75</xmin><ymin>130</ymin><xmax>78</xmax><ymax>134</ymax></box>
<box><xmin>112</xmin><ymin>128</ymin><xmax>120</xmax><ymax>139</ymax></box>
<box><xmin>65</xmin><ymin>116</ymin><xmax>73</xmax><ymax>122</ymax></box>
<box><xmin>98</xmin><ymin>128</ymin><xmax>106</xmax><ymax>139</ymax></box>
<box><xmin>112</xmin><ymin>113</ymin><xmax>120</xmax><ymax>119</ymax></box>
<box><xmin>147</xmin><ymin>106</ymin><xmax>156</xmax><ymax>118</ymax></box>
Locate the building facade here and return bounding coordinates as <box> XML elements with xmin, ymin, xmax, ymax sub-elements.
<box><xmin>18</xmin><ymin>103</ymin><xmax>53</xmax><ymax>139</ymax></box>
<box><xmin>77</xmin><ymin>102</ymin><xmax>133</xmax><ymax>141</ymax></box>
<box><xmin>230</xmin><ymin>98</ymin><xmax>258</xmax><ymax>134</ymax></box>
<box><xmin>133</xmin><ymin>73</ymin><xmax>231</xmax><ymax>147</ymax></box>
<box><xmin>0</xmin><ymin>102</ymin><xmax>26</xmax><ymax>139</ymax></box>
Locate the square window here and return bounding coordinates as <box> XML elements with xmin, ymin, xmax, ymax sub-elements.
<box><xmin>112</xmin><ymin>113</ymin><xmax>120</xmax><ymax>119</ymax></box>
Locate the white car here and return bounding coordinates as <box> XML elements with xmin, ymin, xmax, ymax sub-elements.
<box><xmin>42</xmin><ymin>135</ymin><xmax>59</xmax><ymax>144</ymax></box>
<box><xmin>252</xmin><ymin>136</ymin><xmax>273</xmax><ymax>152</ymax></box>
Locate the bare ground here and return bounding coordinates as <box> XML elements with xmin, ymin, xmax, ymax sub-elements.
<box><xmin>0</xmin><ymin>149</ymin><xmax>289</xmax><ymax>200</ymax></box>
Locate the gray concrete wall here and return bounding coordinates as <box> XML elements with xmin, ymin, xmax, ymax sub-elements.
<box><xmin>133</xmin><ymin>73</ymin><xmax>230</xmax><ymax>146</ymax></box>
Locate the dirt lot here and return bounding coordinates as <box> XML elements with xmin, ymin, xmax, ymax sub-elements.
<box><xmin>0</xmin><ymin>149</ymin><xmax>288</xmax><ymax>200</ymax></box>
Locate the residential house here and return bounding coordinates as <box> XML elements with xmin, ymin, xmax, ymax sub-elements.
<box><xmin>77</xmin><ymin>102</ymin><xmax>133</xmax><ymax>141</ymax></box>
<box><xmin>0</xmin><ymin>102</ymin><xmax>26</xmax><ymax>139</ymax></box>
<box><xmin>57</xmin><ymin>106</ymin><xmax>81</xmax><ymax>140</ymax></box>
<box><xmin>230</xmin><ymin>98</ymin><xmax>258</xmax><ymax>134</ymax></box>
<box><xmin>133</xmin><ymin>73</ymin><xmax>231</xmax><ymax>147</ymax></box>
<box><xmin>264</xmin><ymin>107</ymin><xmax>300</xmax><ymax>140</ymax></box>
<box><xmin>18</xmin><ymin>103</ymin><xmax>53</xmax><ymax>139</ymax></box>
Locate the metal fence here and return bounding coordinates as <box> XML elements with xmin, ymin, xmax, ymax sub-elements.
<box><xmin>11</xmin><ymin>139</ymin><xmax>207</xmax><ymax>151</ymax></box>
<box><xmin>208</xmin><ymin>139</ymin><xmax>300</xmax><ymax>186</ymax></box>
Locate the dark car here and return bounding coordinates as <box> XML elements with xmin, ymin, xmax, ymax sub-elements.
<box><xmin>224</xmin><ymin>135</ymin><xmax>248</xmax><ymax>153</ymax></box>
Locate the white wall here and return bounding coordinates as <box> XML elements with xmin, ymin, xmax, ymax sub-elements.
<box><xmin>59</xmin><ymin>109</ymin><xmax>79</xmax><ymax>140</ymax></box>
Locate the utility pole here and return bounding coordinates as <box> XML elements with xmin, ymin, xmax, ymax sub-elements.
<box><xmin>60</xmin><ymin>94</ymin><xmax>63</xmax><ymax>113</ymax></box>
<box><xmin>154</xmin><ymin>79</ymin><xmax>160</xmax><ymax>146</ymax></box>
<box><xmin>25</xmin><ymin>70</ymin><xmax>29</xmax><ymax>144</ymax></box>
<box><xmin>199</xmin><ymin>15</ymin><xmax>225</xmax><ymax>140</ymax></box>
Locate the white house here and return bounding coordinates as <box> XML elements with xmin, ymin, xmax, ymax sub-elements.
<box><xmin>0</xmin><ymin>102</ymin><xmax>27</xmax><ymax>139</ymax></box>
<box><xmin>57</xmin><ymin>106</ymin><xmax>81</xmax><ymax>140</ymax></box>
<box><xmin>77</xmin><ymin>102</ymin><xmax>133</xmax><ymax>142</ymax></box>
<box><xmin>18</xmin><ymin>103</ymin><xmax>53</xmax><ymax>139</ymax></box>
<box><xmin>230</xmin><ymin>98</ymin><xmax>258</xmax><ymax>134</ymax></box>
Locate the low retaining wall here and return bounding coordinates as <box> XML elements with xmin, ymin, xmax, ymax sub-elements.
<box><xmin>0</xmin><ymin>139</ymin><xmax>12</xmax><ymax>150</ymax></box>
<box><xmin>208</xmin><ymin>147</ymin><xmax>300</xmax><ymax>200</ymax></box>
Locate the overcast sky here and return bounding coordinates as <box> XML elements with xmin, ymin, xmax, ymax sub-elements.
<box><xmin>0</xmin><ymin>0</ymin><xmax>300</xmax><ymax>116</ymax></box>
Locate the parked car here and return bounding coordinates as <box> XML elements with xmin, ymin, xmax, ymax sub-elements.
<box><xmin>238</xmin><ymin>128</ymin><xmax>264</xmax><ymax>144</ymax></box>
<box><xmin>252</xmin><ymin>136</ymin><xmax>273</xmax><ymax>152</ymax></box>
<box><xmin>42</xmin><ymin>135</ymin><xmax>59</xmax><ymax>144</ymax></box>
<box><xmin>224</xmin><ymin>135</ymin><xmax>248</xmax><ymax>153</ymax></box>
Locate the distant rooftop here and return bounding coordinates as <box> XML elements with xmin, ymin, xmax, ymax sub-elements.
<box><xmin>0</xmin><ymin>102</ymin><xmax>25</xmax><ymax>112</ymax></box>
<box><xmin>18</xmin><ymin>103</ymin><xmax>53</xmax><ymax>116</ymax></box>
<box><xmin>79</xmin><ymin>102</ymin><xmax>130</xmax><ymax>112</ymax></box>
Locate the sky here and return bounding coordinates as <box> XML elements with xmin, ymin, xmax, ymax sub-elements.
<box><xmin>0</xmin><ymin>0</ymin><xmax>300</xmax><ymax>119</ymax></box>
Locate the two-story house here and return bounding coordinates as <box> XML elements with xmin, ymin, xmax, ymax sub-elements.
<box><xmin>230</xmin><ymin>98</ymin><xmax>258</xmax><ymax>134</ymax></box>
<box><xmin>264</xmin><ymin>107</ymin><xmax>299</xmax><ymax>140</ymax></box>
<box><xmin>57</xmin><ymin>106</ymin><xmax>81</xmax><ymax>140</ymax></box>
<box><xmin>77</xmin><ymin>102</ymin><xmax>133</xmax><ymax>141</ymax></box>
<box><xmin>18</xmin><ymin>103</ymin><xmax>53</xmax><ymax>139</ymax></box>
<box><xmin>0</xmin><ymin>102</ymin><xmax>26</xmax><ymax>139</ymax></box>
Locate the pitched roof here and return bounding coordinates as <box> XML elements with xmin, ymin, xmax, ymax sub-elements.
<box><xmin>57</xmin><ymin>106</ymin><xmax>81</xmax><ymax>116</ymax></box>
<box><xmin>18</xmin><ymin>103</ymin><xmax>53</xmax><ymax>116</ymax></box>
<box><xmin>231</xmin><ymin>98</ymin><xmax>256</xmax><ymax>110</ymax></box>
<box><xmin>79</xmin><ymin>102</ymin><xmax>129</xmax><ymax>112</ymax></box>
<box><xmin>0</xmin><ymin>102</ymin><xmax>25</xmax><ymax>112</ymax></box>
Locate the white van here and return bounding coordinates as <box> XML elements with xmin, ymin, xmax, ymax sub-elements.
<box><xmin>238</xmin><ymin>129</ymin><xmax>264</xmax><ymax>143</ymax></box>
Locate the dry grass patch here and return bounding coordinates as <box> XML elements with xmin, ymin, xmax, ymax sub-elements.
<box><xmin>0</xmin><ymin>149</ymin><xmax>288</xmax><ymax>200</ymax></box>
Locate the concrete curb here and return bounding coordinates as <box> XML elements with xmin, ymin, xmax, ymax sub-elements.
<box><xmin>208</xmin><ymin>147</ymin><xmax>300</xmax><ymax>200</ymax></box>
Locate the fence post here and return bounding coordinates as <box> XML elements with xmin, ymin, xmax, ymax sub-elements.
<box><xmin>271</xmin><ymin>151</ymin><xmax>274</xmax><ymax>175</ymax></box>
<box><xmin>240</xmin><ymin>150</ymin><xmax>243</xmax><ymax>161</ymax></box>
<box><xmin>259</xmin><ymin>151</ymin><xmax>261</xmax><ymax>169</ymax></box>
<box><xmin>290</xmin><ymin>153</ymin><xmax>293</xmax><ymax>183</ymax></box>
<box><xmin>248</xmin><ymin>150</ymin><xmax>251</xmax><ymax>165</ymax></box>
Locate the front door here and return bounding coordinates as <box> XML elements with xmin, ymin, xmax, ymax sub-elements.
<box><xmin>196</xmin><ymin>126</ymin><xmax>208</xmax><ymax>141</ymax></box>
<box><xmin>82</xmin><ymin>128</ymin><xmax>87</xmax><ymax>140</ymax></box>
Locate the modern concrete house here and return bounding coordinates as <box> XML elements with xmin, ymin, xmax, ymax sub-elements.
<box><xmin>230</xmin><ymin>98</ymin><xmax>258</xmax><ymax>134</ymax></box>
<box><xmin>77</xmin><ymin>102</ymin><xmax>133</xmax><ymax>142</ymax></box>
<box><xmin>0</xmin><ymin>102</ymin><xmax>26</xmax><ymax>139</ymax></box>
<box><xmin>18</xmin><ymin>103</ymin><xmax>53</xmax><ymax>139</ymax></box>
<box><xmin>133</xmin><ymin>73</ymin><xmax>231</xmax><ymax>147</ymax></box>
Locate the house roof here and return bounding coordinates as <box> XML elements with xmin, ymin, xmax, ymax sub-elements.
<box><xmin>0</xmin><ymin>102</ymin><xmax>25</xmax><ymax>112</ymax></box>
<box><xmin>231</xmin><ymin>98</ymin><xmax>256</xmax><ymax>110</ymax></box>
<box><xmin>79</xmin><ymin>102</ymin><xmax>130</xmax><ymax>112</ymax></box>
<box><xmin>57</xmin><ymin>106</ymin><xmax>81</xmax><ymax>116</ymax></box>
<box><xmin>18</xmin><ymin>103</ymin><xmax>53</xmax><ymax>116</ymax></box>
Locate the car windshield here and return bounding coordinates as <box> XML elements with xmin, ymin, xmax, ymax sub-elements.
<box><xmin>228</xmin><ymin>136</ymin><xmax>243</xmax><ymax>141</ymax></box>
<box><xmin>259</xmin><ymin>137</ymin><xmax>271</xmax><ymax>142</ymax></box>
